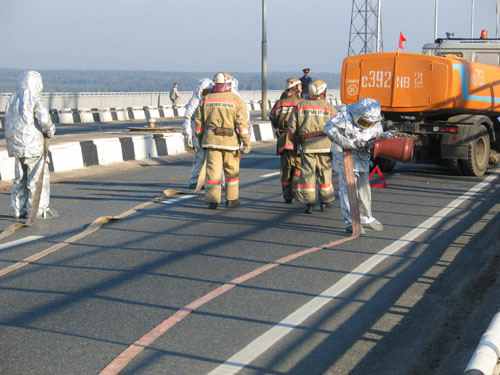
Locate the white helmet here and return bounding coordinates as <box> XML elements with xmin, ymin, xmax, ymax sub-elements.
<box><xmin>213</xmin><ymin>72</ymin><xmax>232</xmax><ymax>84</ymax></box>
<box><xmin>308</xmin><ymin>79</ymin><xmax>327</xmax><ymax>96</ymax></box>
<box><xmin>286</xmin><ymin>77</ymin><xmax>301</xmax><ymax>90</ymax></box>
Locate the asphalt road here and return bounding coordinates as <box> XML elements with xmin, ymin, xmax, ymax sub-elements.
<box><xmin>0</xmin><ymin>142</ymin><xmax>499</xmax><ymax>375</ymax></box>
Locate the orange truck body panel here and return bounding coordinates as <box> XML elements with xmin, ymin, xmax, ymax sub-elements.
<box><xmin>341</xmin><ymin>52</ymin><xmax>500</xmax><ymax>116</ymax></box>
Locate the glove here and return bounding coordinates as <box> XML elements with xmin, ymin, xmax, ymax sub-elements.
<box><xmin>184</xmin><ymin>134</ymin><xmax>194</xmax><ymax>149</ymax></box>
<box><xmin>353</xmin><ymin>139</ymin><xmax>367</xmax><ymax>150</ymax></box>
<box><xmin>193</xmin><ymin>137</ymin><xmax>200</xmax><ymax>150</ymax></box>
<box><xmin>366</xmin><ymin>138</ymin><xmax>376</xmax><ymax>151</ymax></box>
<box><xmin>241</xmin><ymin>143</ymin><xmax>251</xmax><ymax>154</ymax></box>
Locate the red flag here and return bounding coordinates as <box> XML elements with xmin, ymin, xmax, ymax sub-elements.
<box><xmin>398</xmin><ymin>32</ymin><xmax>407</xmax><ymax>49</ymax></box>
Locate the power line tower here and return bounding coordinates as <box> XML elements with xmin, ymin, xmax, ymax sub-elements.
<box><xmin>348</xmin><ymin>0</ymin><xmax>383</xmax><ymax>56</ymax></box>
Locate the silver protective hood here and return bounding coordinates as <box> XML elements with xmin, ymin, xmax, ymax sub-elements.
<box><xmin>5</xmin><ymin>70</ymin><xmax>55</xmax><ymax>158</ymax></box>
<box><xmin>347</xmin><ymin>97</ymin><xmax>382</xmax><ymax>125</ymax></box>
<box><xmin>323</xmin><ymin>99</ymin><xmax>384</xmax><ymax>173</ymax></box>
<box><xmin>182</xmin><ymin>78</ymin><xmax>214</xmax><ymax>140</ymax></box>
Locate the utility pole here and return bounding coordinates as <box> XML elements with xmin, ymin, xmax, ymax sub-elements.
<box><xmin>471</xmin><ymin>0</ymin><xmax>475</xmax><ymax>38</ymax></box>
<box><xmin>434</xmin><ymin>0</ymin><xmax>439</xmax><ymax>41</ymax></box>
<box><xmin>261</xmin><ymin>0</ymin><xmax>268</xmax><ymax>120</ymax></box>
<box><xmin>348</xmin><ymin>0</ymin><xmax>383</xmax><ymax>56</ymax></box>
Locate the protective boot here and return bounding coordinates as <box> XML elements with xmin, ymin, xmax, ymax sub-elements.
<box><xmin>38</xmin><ymin>208</ymin><xmax>59</xmax><ymax>219</ymax></box>
<box><xmin>208</xmin><ymin>203</ymin><xmax>218</xmax><ymax>210</ymax></box>
<box><xmin>346</xmin><ymin>225</ymin><xmax>366</xmax><ymax>235</ymax></box>
<box><xmin>226</xmin><ymin>199</ymin><xmax>241</xmax><ymax>208</ymax></box>
<box><xmin>362</xmin><ymin>219</ymin><xmax>383</xmax><ymax>231</ymax></box>
<box><xmin>304</xmin><ymin>204</ymin><xmax>314</xmax><ymax>214</ymax></box>
<box><xmin>320</xmin><ymin>203</ymin><xmax>331</xmax><ymax>212</ymax></box>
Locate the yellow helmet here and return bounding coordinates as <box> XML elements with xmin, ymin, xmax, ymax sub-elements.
<box><xmin>309</xmin><ymin>80</ymin><xmax>327</xmax><ymax>96</ymax></box>
<box><xmin>286</xmin><ymin>77</ymin><xmax>301</xmax><ymax>90</ymax></box>
<box><xmin>213</xmin><ymin>72</ymin><xmax>232</xmax><ymax>84</ymax></box>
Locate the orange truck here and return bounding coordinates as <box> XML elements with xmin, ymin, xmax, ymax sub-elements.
<box><xmin>341</xmin><ymin>35</ymin><xmax>500</xmax><ymax>176</ymax></box>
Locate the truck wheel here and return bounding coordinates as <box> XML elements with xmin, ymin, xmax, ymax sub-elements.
<box><xmin>373</xmin><ymin>157</ymin><xmax>396</xmax><ymax>172</ymax></box>
<box><xmin>459</xmin><ymin>124</ymin><xmax>490</xmax><ymax>177</ymax></box>
<box><xmin>445</xmin><ymin>159</ymin><xmax>463</xmax><ymax>175</ymax></box>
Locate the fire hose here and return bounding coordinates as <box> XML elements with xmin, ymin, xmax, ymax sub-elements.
<box><xmin>0</xmin><ymin>138</ymin><xmax>50</xmax><ymax>240</ymax></box>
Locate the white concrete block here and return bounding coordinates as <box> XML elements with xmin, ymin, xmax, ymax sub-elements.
<box><xmin>49</xmin><ymin>142</ymin><xmax>85</xmax><ymax>172</ymax></box>
<box><xmin>99</xmin><ymin>109</ymin><xmax>113</xmax><ymax>123</ymax></box>
<box><xmin>164</xmin><ymin>133</ymin><xmax>185</xmax><ymax>155</ymax></box>
<box><xmin>58</xmin><ymin>109</ymin><xmax>74</xmax><ymax>124</ymax></box>
<box><xmin>92</xmin><ymin>138</ymin><xmax>124</xmax><ymax>165</ymax></box>
<box><xmin>132</xmin><ymin>107</ymin><xmax>146</xmax><ymax>120</ymax></box>
<box><xmin>131</xmin><ymin>135</ymin><xmax>158</xmax><ymax>159</ymax></box>
<box><xmin>258</xmin><ymin>122</ymin><xmax>275</xmax><ymax>140</ymax></box>
<box><xmin>0</xmin><ymin>149</ymin><xmax>15</xmax><ymax>181</ymax></box>
<box><xmin>79</xmin><ymin>109</ymin><xmax>95</xmax><ymax>123</ymax></box>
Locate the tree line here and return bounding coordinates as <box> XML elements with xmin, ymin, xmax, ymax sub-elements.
<box><xmin>0</xmin><ymin>68</ymin><xmax>341</xmax><ymax>93</ymax></box>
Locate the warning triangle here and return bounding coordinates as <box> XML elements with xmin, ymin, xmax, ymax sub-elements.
<box><xmin>369</xmin><ymin>165</ymin><xmax>388</xmax><ymax>188</ymax></box>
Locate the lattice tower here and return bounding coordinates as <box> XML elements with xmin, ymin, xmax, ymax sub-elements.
<box><xmin>348</xmin><ymin>0</ymin><xmax>383</xmax><ymax>56</ymax></box>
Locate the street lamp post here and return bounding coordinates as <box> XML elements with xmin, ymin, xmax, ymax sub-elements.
<box><xmin>261</xmin><ymin>0</ymin><xmax>268</xmax><ymax>120</ymax></box>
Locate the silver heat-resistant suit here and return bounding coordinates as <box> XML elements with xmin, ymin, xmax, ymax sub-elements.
<box><xmin>324</xmin><ymin>98</ymin><xmax>393</xmax><ymax>230</ymax></box>
<box><xmin>182</xmin><ymin>78</ymin><xmax>214</xmax><ymax>187</ymax></box>
<box><xmin>5</xmin><ymin>71</ymin><xmax>56</xmax><ymax>219</ymax></box>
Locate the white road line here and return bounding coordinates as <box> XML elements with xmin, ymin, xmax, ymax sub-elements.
<box><xmin>157</xmin><ymin>195</ymin><xmax>197</xmax><ymax>204</ymax></box>
<box><xmin>207</xmin><ymin>170</ymin><xmax>500</xmax><ymax>375</ymax></box>
<box><xmin>260</xmin><ymin>172</ymin><xmax>280</xmax><ymax>178</ymax></box>
<box><xmin>0</xmin><ymin>236</ymin><xmax>43</xmax><ymax>250</ymax></box>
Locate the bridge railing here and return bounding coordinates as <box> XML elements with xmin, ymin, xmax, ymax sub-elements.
<box><xmin>0</xmin><ymin>90</ymin><xmax>342</xmax><ymax>127</ymax></box>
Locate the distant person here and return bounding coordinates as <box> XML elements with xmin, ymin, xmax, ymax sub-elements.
<box><xmin>270</xmin><ymin>78</ymin><xmax>302</xmax><ymax>203</ymax></box>
<box><xmin>170</xmin><ymin>82</ymin><xmax>180</xmax><ymax>107</ymax></box>
<box><xmin>194</xmin><ymin>72</ymin><xmax>251</xmax><ymax>210</ymax></box>
<box><xmin>5</xmin><ymin>70</ymin><xmax>58</xmax><ymax>219</ymax></box>
<box><xmin>299</xmin><ymin>68</ymin><xmax>312</xmax><ymax>98</ymax></box>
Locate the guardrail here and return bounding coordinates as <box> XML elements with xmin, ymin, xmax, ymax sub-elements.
<box><xmin>0</xmin><ymin>95</ymin><xmax>344</xmax><ymax>128</ymax></box>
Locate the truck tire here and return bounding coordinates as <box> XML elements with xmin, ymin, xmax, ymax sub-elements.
<box><xmin>445</xmin><ymin>158</ymin><xmax>463</xmax><ymax>176</ymax></box>
<box><xmin>459</xmin><ymin>124</ymin><xmax>490</xmax><ymax>177</ymax></box>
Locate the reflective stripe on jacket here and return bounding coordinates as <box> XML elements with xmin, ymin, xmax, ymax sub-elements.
<box><xmin>269</xmin><ymin>94</ymin><xmax>300</xmax><ymax>153</ymax></box>
<box><xmin>287</xmin><ymin>99</ymin><xmax>336</xmax><ymax>153</ymax></box>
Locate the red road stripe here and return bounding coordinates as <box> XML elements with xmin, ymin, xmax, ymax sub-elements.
<box><xmin>98</xmin><ymin>243</ymin><xmax>362</xmax><ymax>375</ymax></box>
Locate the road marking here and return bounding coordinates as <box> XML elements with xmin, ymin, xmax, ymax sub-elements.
<box><xmin>260</xmin><ymin>172</ymin><xmax>280</xmax><ymax>178</ymax></box>
<box><xmin>157</xmin><ymin>195</ymin><xmax>197</xmax><ymax>204</ymax></box>
<box><xmin>0</xmin><ymin>236</ymin><xmax>43</xmax><ymax>250</ymax></box>
<box><xmin>206</xmin><ymin>170</ymin><xmax>500</xmax><ymax>375</ymax></box>
<box><xmin>100</xmin><ymin>170</ymin><xmax>499</xmax><ymax>375</ymax></box>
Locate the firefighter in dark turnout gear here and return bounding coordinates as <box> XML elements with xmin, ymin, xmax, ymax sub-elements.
<box><xmin>288</xmin><ymin>79</ymin><xmax>336</xmax><ymax>214</ymax></box>
<box><xmin>194</xmin><ymin>72</ymin><xmax>251</xmax><ymax>209</ymax></box>
<box><xmin>270</xmin><ymin>78</ymin><xmax>302</xmax><ymax>203</ymax></box>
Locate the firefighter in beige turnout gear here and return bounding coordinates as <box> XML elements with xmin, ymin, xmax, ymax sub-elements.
<box><xmin>194</xmin><ymin>72</ymin><xmax>251</xmax><ymax>209</ymax></box>
<box><xmin>288</xmin><ymin>79</ymin><xmax>336</xmax><ymax>214</ymax></box>
<box><xmin>269</xmin><ymin>78</ymin><xmax>302</xmax><ymax>203</ymax></box>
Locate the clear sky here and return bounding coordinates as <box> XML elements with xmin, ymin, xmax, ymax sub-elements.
<box><xmin>1</xmin><ymin>0</ymin><xmax>499</xmax><ymax>74</ymax></box>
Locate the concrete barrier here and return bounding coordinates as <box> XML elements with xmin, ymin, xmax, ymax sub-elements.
<box><xmin>78</xmin><ymin>109</ymin><xmax>95</xmax><ymax>124</ymax></box>
<box><xmin>0</xmin><ymin>149</ymin><xmax>15</xmax><ymax>181</ymax></box>
<box><xmin>58</xmin><ymin>108</ymin><xmax>75</xmax><ymax>124</ymax></box>
<box><xmin>145</xmin><ymin>106</ymin><xmax>161</xmax><ymax>119</ymax></box>
<box><xmin>98</xmin><ymin>108</ymin><xmax>114</xmax><ymax>123</ymax></box>
<box><xmin>0</xmin><ymin>122</ymin><xmax>276</xmax><ymax>182</ymax></box>
<box><xmin>130</xmin><ymin>107</ymin><xmax>146</xmax><ymax>121</ymax></box>
<box><xmin>49</xmin><ymin>142</ymin><xmax>85</xmax><ymax>172</ymax></box>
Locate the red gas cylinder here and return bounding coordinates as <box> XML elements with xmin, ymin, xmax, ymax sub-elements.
<box><xmin>373</xmin><ymin>137</ymin><xmax>414</xmax><ymax>163</ymax></box>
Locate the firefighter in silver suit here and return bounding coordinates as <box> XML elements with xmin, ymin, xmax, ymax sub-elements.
<box><xmin>324</xmin><ymin>98</ymin><xmax>393</xmax><ymax>234</ymax></box>
<box><xmin>5</xmin><ymin>71</ymin><xmax>58</xmax><ymax>219</ymax></box>
<box><xmin>182</xmin><ymin>78</ymin><xmax>214</xmax><ymax>189</ymax></box>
